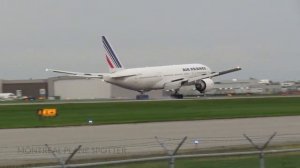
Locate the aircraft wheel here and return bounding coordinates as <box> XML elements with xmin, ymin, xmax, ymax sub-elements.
<box><xmin>136</xmin><ymin>94</ymin><xmax>149</xmax><ymax>100</ymax></box>
<box><xmin>171</xmin><ymin>94</ymin><xmax>184</xmax><ymax>99</ymax></box>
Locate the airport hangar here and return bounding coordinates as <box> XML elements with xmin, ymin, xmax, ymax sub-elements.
<box><xmin>0</xmin><ymin>77</ymin><xmax>164</xmax><ymax>99</ymax></box>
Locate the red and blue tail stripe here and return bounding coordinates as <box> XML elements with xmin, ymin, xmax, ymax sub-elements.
<box><xmin>105</xmin><ymin>55</ymin><xmax>115</xmax><ymax>69</ymax></box>
<box><xmin>102</xmin><ymin>36</ymin><xmax>123</xmax><ymax>69</ymax></box>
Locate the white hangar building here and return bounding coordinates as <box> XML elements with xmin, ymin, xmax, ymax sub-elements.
<box><xmin>47</xmin><ymin>76</ymin><xmax>164</xmax><ymax>100</ymax></box>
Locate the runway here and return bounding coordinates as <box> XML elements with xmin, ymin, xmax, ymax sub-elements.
<box><xmin>1</xmin><ymin>116</ymin><xmax>300</xmax><ymax>166</ymax></box>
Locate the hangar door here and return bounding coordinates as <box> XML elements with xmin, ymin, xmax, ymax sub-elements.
<box><xmin>54</xmin><ymin>79</ymin><xmax>111</xmax><ymax>99</ymax></box>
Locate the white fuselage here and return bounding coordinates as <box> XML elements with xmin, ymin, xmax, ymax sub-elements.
<box><xmin>103</xmin><ymin>64</ymin><xmax>211</xmax><ymax>92</ymax></box>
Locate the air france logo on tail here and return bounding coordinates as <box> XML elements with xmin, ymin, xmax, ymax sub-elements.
<box><xmin>102</xmin><ymin>36</ymin><xmax>124</xmax><ymax>72</ymax></box>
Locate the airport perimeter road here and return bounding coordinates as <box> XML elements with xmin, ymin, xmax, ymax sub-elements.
<box><xmin>1</xmin><ymin>116</ymin><xmax>300</xmax><ymax>166</ymax></box>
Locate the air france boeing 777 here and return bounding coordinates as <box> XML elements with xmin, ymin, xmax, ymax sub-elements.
<box><xmin>46</xmin><ymin>36</ymin><xmax>241</xmax><ymax>99</ymax></box>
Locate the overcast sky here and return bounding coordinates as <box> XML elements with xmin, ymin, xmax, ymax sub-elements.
<box><xmin>0</xmin><ymin>0</ymin><xmax>299</xmax><ymax>81</ymax></box>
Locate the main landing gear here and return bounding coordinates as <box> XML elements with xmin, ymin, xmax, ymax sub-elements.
<box><xmin>171</xmin><ymin>94</ymin><xmax>184</xmax><ymax>99</ymax></box>
<box><xmin>136</xmin><ymin>91</ymin><xmax>149</xmax><ymax>100</ymax></box>
<box><xmin>171</xmin><ymin>89</ymin><xmax>184</xmax><ymax>99</ymax></box>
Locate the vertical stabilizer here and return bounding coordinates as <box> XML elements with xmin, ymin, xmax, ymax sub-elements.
<box><xmin>102</xmin><ymin>36</ymin><xmax>124</xmax><ymax>73</ymax></box>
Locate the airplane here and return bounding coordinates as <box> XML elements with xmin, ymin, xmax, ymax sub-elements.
<box><xmin>0</xmin><ymin>93</ymin><xmax>17</xmax><ymax>101</ymax></box>
<box><xmin>46</xmin><ymin>36</ymin><xmax>241</xmax><ymax>99</ymax></box>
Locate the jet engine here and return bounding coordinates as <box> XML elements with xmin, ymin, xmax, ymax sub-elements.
<box><xmin>195</xmin><ymin>78</ymin><xmax>214</xmax><ymax>93</ymax></box>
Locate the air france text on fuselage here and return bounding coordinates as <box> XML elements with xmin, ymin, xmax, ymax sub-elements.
<box><xmin>182</xmin><ymin>67</ymin><xmax>207</xmax><ymax>72</ymax></box>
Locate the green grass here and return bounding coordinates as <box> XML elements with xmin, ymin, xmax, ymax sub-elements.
<box><xmin>0</xmin><ymin>97</ymin><xmax>300</xmax><ymax>129</ymax></box>
<box><xmin>101</xmin><ymin>153</ymin><xmax>300</xmax><ymax>168</ymax></box>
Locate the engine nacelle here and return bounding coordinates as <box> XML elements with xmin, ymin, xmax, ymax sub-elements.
<box><xmin>195</xmin><ymin>78</ymin><xmax>214</xmax><ymax>93</ymax></box>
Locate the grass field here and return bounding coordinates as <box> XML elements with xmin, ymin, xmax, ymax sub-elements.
<box><xmin>102</xmin><ymin>153</ymin><xmax>300</xmax><ymax>168</ymax></box>
<box><xmin>0</xmin><ymin>97</ymin><xmax>300</xmax><ymax>129</ymax></box>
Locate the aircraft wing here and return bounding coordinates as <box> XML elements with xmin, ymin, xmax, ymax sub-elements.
<box><xmin>185</xmin><ymin>67</ymin><xmax>242</xmax><ymax>83</ymax></box>
<box><xmin>46</xmin><ymin>69</ymin><xmax>106</xmax><ymax>79</ymax></box>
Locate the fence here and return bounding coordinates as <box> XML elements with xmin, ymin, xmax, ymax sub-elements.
<box><xmin>32</xmin><ymin>148</ymin><xmax>300</xmax><ymax>168</ymax></box>
<box><xmin>25</xmin><ymin>132</ymin><xmax>300</xmax><ymax>168</ymax></box>
<box><xmin>1</xmin><ymin>132</ymin><xmax>300</xmax><ymax>168</ymax></box>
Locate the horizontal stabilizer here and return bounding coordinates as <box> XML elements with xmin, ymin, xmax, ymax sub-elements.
<box><xmin>110</xmin><ymin>74</ymin><xmax>138</xmax><ymax>78</ymax></box>
<box><xmin>46</xmin><ymin>68</ymin><xmax>107</xmax><ymax>79</ymax></box>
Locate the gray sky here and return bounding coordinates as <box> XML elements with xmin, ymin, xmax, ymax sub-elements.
<box><xmin>0</xmin><ymin>0</ymin><xmax>300</xmax><ymax>81</ymax></box>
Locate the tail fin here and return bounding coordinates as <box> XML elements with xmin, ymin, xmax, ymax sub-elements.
<box><xmin>102</xmin><ymin>36</ymin><xmax>124</xmax><ymax>73</ymax></box>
